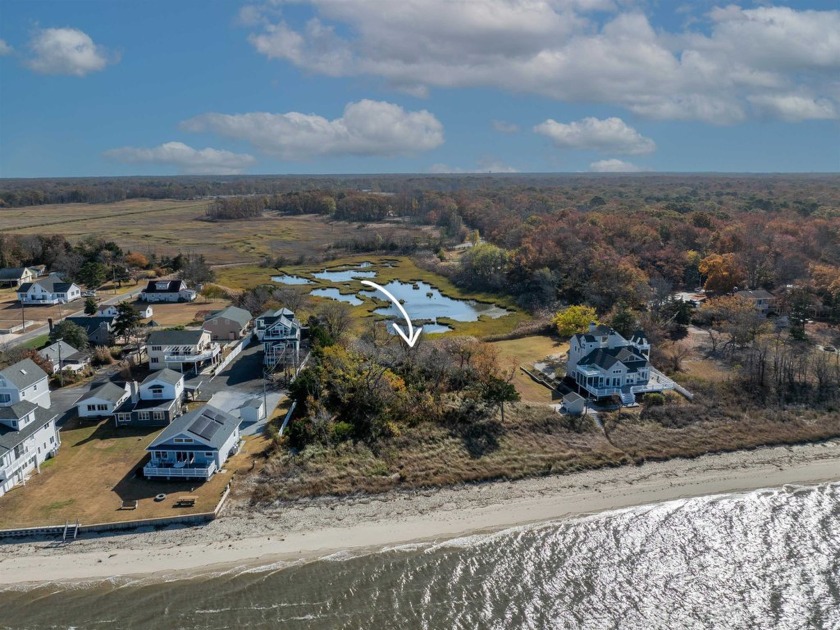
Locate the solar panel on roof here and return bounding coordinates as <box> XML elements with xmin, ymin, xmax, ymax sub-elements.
<box><xmin>199</xmin><ymin>422</ymin><xmax>222</xmax><ymax>441</ymax></box>
<box><xmin>189</xmin><ymin>417</ymin><xmax>212</xmax><ymax>438</ymax></box>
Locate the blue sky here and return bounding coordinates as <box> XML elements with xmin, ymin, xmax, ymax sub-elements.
<box><xmin>0</xmin><ymin>0</ymin><xmax>838</xmax><ymax>177</ymax></box>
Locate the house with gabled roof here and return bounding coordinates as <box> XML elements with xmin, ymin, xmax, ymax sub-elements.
<box><xmin>0</xmin><ymin>267</ymin><xmax>37</xmax><ymax>288</ymax></box>
<box><xmin>146</xmin><ymin>328</ymin><xmax>220</xmax><ymax>374</ymax></box>
<box><xmin>113</xmin><ymin>369</ymin><xmax>185</xmax><ymax>427</ymax></box>
<box><xmin>77</xmin><ymin>382</ymin><xmax>131</xmax><ymax>418</ymax></box>
<box><xmin>17</xmin><ymin>274</ymin><xmax>81</xmax><ymax>305</ymax></box>
<box><xmin>255</xmin><ymin>308</ymin><xmax>301</xmax><ymax>367</ymax></box>
<box><xmin>97</xmin><ymin>302</ymin><xmax>153</xmax><ymax>319</ymax></box>
<box><xmin>143</xmin><ymin>404</ymin><xmax>241</xmax><ymax>480</ymax></box>
<box><xmin>0</xmin><ymin>359</ymin><xmax>60</xmax><ymax>497</ymax></box>
<box><xmin>38</xmin><ymin>340</ymin><xmax>90</xmax><ymax>373</ymax></box>
<box><xmin>139</xmin><ymin>279</ymin><xmax>196</xmax><ymax>303</ymax></box>
<box><xmin>63</xmin><ymin>315</ymin><xmax>115</xmax><ymax>346</ymax></box>
<box><xmin>204</xmin><ymin>305</ymin><xmax>252</xmax><ymax>341</ymax></box>
<box><xmin>566</xmin><ymin>323</ymin><xmax>672</xmax><ymax>405</ymax></box>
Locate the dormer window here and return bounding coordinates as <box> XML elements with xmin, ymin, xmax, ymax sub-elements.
<box><xmin>155</xmin><ymin>282</ymin><xmax>170</xmax><ymax>290</ymax></box>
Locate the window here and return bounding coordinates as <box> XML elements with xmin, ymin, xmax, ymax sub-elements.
<box><xmin>0</xmin><ymin>393</ymin><xmax>11</xmax><ymax>403</ymax></box>
<box><xmin>151</xmin><ymin>346</ymin><xmax>162</xmax><ymax>352</ymax></box>
<box><xmin>97</xmin><ymin>404</ymin><xmax>108</xmax><ymax>411</ymax></box>
<box><xmin>138</xmin><ymin>411</ymin><xmax>150</xmax><ymax>421</ymax></box>
<box><xmin>151</xmin><ymin>357</ymin><xmax>159</xmax><ymax>365</ymax></box>
<box><xmin>205</xmin><ymin>452</ymin><xmax>213</xmax><ymax>458</ymax></box>
<box><xmin>153</xmin><ymin>411</ymin><xmax>164</xmax><ymax>420</ymax></box>
<box><xmin>50</xmin><ymin>436</ymin><xmax>55</xmax><ymax>444</ymax></box>
<box><xmin>87</xmin><ymin>404</ymin><xmax>96</xmax><ymax>411</ymax></box>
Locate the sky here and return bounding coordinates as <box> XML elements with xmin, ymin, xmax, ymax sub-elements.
<box><xmin>0</xmin><ymin>0</ymin><xmax>838</xmax><ymax>177</ymax></box>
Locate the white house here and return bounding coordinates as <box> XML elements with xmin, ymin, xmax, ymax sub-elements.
<box><xmin>17</xmin><ymin>275</ymin><xmax>81</xmax><ymax>305</ymax></box>
<box><xmin>566</xmin><ymin>324</ymin><xmax>671</xmax><ymax>404</ymax></box>
<box><xmin>39</xmin><ymin>340</ymin><xmax>89</xmax><ymax>373</ymax></box>
<box><xmin>0</xmin><ymin>359</ymin><xmax>60</xmax><ymax>498</ymax></box>
<box><xmin>76</xmin><ymin>382</ymin><xmax>131</xmax><ymax>418</ymax></box>
<box><xmin>0</xmin><ymin>267</ymin><xmax>37</xmax><ymax>288</ymax></box>
<box><xmin>255</xmin><ymin>308</ymin><xmax>302</xmax><ymax>367</ymax></box>
<box><xmin>97</xmin><ymin>303</ymin><xmax>153</xmax><ymax>318</ymax></box>
<box><xmin>143</xmin><ymin>405</ymin><xmax>241</xmax><ymax>481</ymax></box>
<box><xmin>113</xmin><ymin>369</ymin><xmax>184</xmax><ymax>427</ymax></box>
<box><xmin>140</xmin><ymin>279</ymin><xmax>197</xmax><ymax>303</ymax></box>
<box><xmin>147</xmin><ymin>329</ymin><xmax>220</xmax><ymax>374</ymax></box>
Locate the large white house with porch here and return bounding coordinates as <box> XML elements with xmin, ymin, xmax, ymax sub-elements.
<box><xmin>0</xmin><ymin>359</ymin><xmax>60</xmax><ymax>497</ymax></box>
<box><xmin>147</xmin><ymin>328</ymin><xmax>221</xmax><ymax>374</ymax></box>
<box><xmin>143</xmin><ymin>404</ymin><xmax>240</xmax><ymax>481</ymax></box>
<box><xmin>17</xmin><ymin>275</ymin><xmax>81</xmax><ymax>305</ymax></box>
<box><xmin>255</xmin><ymin>308</ymin><xmax>302</xmax><ymax>367</ymax></box>
<box><xmin>567</xmin><ymin>323</ymin><xmax>674</xmax><ymax>404</ymax></box>
<box><xmin>140</xmin><ymin>279</ymin><xmax>197</xmax><ymax>303</ymax></box>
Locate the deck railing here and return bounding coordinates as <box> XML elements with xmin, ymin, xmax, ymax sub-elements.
<box><xmin>143</xmin><ymin>461</ymin><xmax>217</xmax><ymax>479</ymax></box>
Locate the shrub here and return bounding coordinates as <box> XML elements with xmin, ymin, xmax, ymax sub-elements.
<box><xmin>330</xmin><ymin>421</ymin><xmax>354</xmax><ymax>443</ymax></box>
<box><xmin>91</xmin><ymin>346</ymin><xmax>115</xmax><ymax>366</ymax></box>
<box><xmin>643</xmin><ymin>392</ymin><xmax>666</xmax><ymax>406</ymax></box>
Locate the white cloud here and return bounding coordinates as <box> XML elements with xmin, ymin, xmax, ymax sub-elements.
<box><xmin>0</xmin><ymin>39</ymin><xmax>13</xmax><ymax>56</ymax></box>
<box><xmin>589</xmin><ymin>158</ymin><xmax>645</xmax><ymax>172</ymax></box>
<box><xmin>104</xmin><ymin>142</ymin><xmax>256</xmax><ymax>175</ymax></box>
<box><xmin>534</xmin><ymin>117</ymin><xmax>655</xmax><ymax>154</ymax></box>
<box><xmin>243</xmin><ymin>2</ymin><xmax>840</xmax><ymax>123</ymax></box>
<box><xmin>181</xmin><ymin>99</ymin><xmax>444</xmax><ymax>160</ymax></box>
<box><xmin>748</xmin><ymin>93</ymin><xmax>837</xmax><ymax>122</ymax></box>
<box><xmin>492</xmin><ymin>120</ymin><xmax>520</xmax><ymax>134</ymax></box>
<box><xmin>25</xmin><ymin>27</ymin><xmax>114</xmax><ymax>76</ymax></box>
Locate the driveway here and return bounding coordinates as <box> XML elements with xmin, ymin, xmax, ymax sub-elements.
<box><xmin>186</xmin><ymin>342</ymin><xmax>286</xmax><ymax>435</ymax></box>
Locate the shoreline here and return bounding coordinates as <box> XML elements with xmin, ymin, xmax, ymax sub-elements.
<box><xmin>2</xmin><ymin>439</ymin><xmax>840</xmax><ymax>587</ymax></box>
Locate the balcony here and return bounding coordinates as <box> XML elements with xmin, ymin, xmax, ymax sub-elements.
<box><xmin>163</xmin><ymin>346</ymin><xmax>220</xmax><ymax>363</ymax></box>
<box><xmin>144</xmin><ymin>461</ymin><xmax>217</xmax><ymax>480</ymax></box>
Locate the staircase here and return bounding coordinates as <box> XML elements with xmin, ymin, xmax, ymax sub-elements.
<box><xmin>619</xmin><ymin>390</ymin><xmax>636</xmax><ymax>405</ymax></box>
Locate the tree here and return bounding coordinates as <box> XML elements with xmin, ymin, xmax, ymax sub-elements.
<box><xmin>124</xmin><ymin>252</ymin><xmax>149</xmax><ymax>269</ymax></box>
<box><xmin>700</xmin><ymin>295</ymin><xmax>768</xmax><ymax>350</ymax></box>
<box><xmin>112</xmin><ymin>302</ymin><xmax>142</xmax><ymax>342</ymax></box>
<box><xmin>83</xmin><ymin>296</ymin><xmax>98</xmax><ymax>315</ymax></box>
<box><xmin>698</xmin><ymin>253</ymin><xmax>744</xmax><ymax>294</ymax></box>
<box><xmin>552</xmin><ymin>305</ymin><xmax>598</xmax><ymax>337</ymax></box>
<box><xmin>458</xmin><ymin>243</ymin><xmax>510</xmax><ymax>291</ymax></box>
<box><xmin>76</xmin><ymin>261</ymin><xmax>107</xmax><ymax>289</ymax></box>
<box><xmin>479</xmin><ymin>375</ymin><xmax>520</xmax><ymax>422</ymax></box>
<box><xmin>608</xmin><ymin>303</ymin><xmax>638</xmax><ymax>338</ymax></box>
<box><xmin>178</xmin><ymin>253</ymin><xmax>215</xmax><ymax>286</ymax></box>
<box><xmin>315</xmin><ymin>301</ymin><xmax>353</xmax><ymax>343</ymax></box>
<box><xmin>49</xmin><ymin>320</ymin><xmax>89</xmax><ymax>351</ymax></box>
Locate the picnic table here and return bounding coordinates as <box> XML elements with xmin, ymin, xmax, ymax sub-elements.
<box><xmin>174</xmin><ymin>495</ymin><xmax>198</xmax><ymax>507</ymax></box>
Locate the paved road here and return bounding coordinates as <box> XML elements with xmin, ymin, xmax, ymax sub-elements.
<box><xmin>7</xmin><ymin>286</ymin><xmax>144</xmax><ymax>349</ymax></box>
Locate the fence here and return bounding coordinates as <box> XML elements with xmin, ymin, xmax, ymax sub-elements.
<box><xmin>210</xmin><ymin>331</ymin><xmax>254</xmax><ymax>380</ymax></box>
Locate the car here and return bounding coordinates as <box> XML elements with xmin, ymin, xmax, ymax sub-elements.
<box><xmin>825</xmin><ymin>346</ymin><xmax>837</xmax><ymax>353</ymax></box>
<box><xmin>81</xmin><ymin>290</ymin><xmax>97</xmax><ymax>297</ymax></box>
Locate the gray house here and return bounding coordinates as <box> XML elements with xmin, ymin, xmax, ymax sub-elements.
<box><xmin>76</xmin><ymin>382</ymin><xmax>131</xmax><ymax>418</ymax></box>
<box><xmin>204</xmin><ymin>306</ymin><xmax>252</xmax><ymax>341</ymax></box>
<box><xmin>39</xmin><ymin>340</ymin><xmax>89</xmax><ymax>373</ymax></box>
<box><xmin>143</xmin><ymin>405</ymin><xmax>241</xmax><ymax>481</ymax></box>
<box><xmin>63</xmin><ymin>316</ymin><xmax>115</xmax><ymax>347</ymax></box>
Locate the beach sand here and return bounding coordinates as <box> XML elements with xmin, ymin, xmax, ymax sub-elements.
<box><xmin>2</xmin><ymin>439</ymin><xmax>840</xmax><ymax>586</ymax></box>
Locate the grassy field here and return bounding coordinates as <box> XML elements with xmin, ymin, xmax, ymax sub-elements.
<box><xmin>218</xmin><ymin>255</ymin><xmax>533</xmax><ymax>339</ymax></box>
<box><xmin>489</xmin><ymin>335</ymin><xmax>568</xmax><ymax>403</ymax></box>
<box><xmin>0</xmin><ymin>416</ymin><xmax>268</xmax><ymax>529</ymax></box>
<box><xmin>3</xmin><ymin>201</ymin><xmax>438</xmax><ymax>265</ymax></box>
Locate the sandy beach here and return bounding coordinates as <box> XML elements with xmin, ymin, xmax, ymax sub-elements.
<box><xmin>2</xmin><ymin>439</ymin><xmax>840</xmax><ymax>586</ymax></box>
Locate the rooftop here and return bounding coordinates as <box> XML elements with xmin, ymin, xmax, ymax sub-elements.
<box><xmin>0</xmin><ymin>358</ymin><xmax>48</xmax><ymax>390</ymax></box>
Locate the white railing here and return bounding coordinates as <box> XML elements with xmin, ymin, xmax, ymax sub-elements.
<box><xmin>143</xmin><ymin>461</ymin><xmax>217</xmax><ymax>479</ymax></box>
<box><xmin>164</xmin><ymin>347</ymin><xmax>219</xmax><ymax>363</ymax></box>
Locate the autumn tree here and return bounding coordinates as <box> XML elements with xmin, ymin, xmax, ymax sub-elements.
<box><xmin>699</xmin><ymin>253</ymin><xmax>744</xmax><ymax>294</ymax></box>
<box><xmin>552</xmin><ymin>305</ymin><xmax>598</xmax><ymax>338</ymax></box>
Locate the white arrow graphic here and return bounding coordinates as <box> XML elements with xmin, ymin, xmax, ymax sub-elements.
<box><xmin>361</xmin><ymin>280</ymin><xmax>422</xmax><ymax>348</ymax></box>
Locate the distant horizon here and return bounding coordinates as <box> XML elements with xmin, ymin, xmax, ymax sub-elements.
<box><xmin>1</xmin><ymin>171</ymin><xmax>839</xmax><ymax>182</ymax></box>
<box><xmin>1</xmin><ymin>1</ymin><xmax>839</xmax><ymax>177</ymax></box>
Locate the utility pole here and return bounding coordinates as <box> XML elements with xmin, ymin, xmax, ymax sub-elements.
<box><xmin>56</xmin><ymin>337</ymin><xmax>64</xmax><ymax>387</ymax></box>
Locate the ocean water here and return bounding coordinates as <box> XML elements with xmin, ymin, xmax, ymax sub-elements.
<box><xmin>2</xmin><ymin>483</ymin><xmax>839</xmax><ymax>629</ymax></box>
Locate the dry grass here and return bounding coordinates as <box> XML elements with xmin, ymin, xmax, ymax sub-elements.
<box><xmin>251</xmin><ymin>404</ymin><xmax>625</xmax><ymax>502</ymax></box>
<box><xmin>3</xmin><ymin>202</ymin><xmax>438</xmax><ymax>265</ymax></box>
<box><xmin>0</xmin><ymin>417</ymin><xmax>268</xmax><ymax>529</ymax></box>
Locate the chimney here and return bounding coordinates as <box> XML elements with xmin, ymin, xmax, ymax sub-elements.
<box><xmin>129</xmin><ymin>380</ymin><xmax>140</xmax><ymax>403</ymax></box>
<box><xmin>588</xmin><ymin>322</ymin><xmax>597</xmax><ymax>333</ymax></box>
